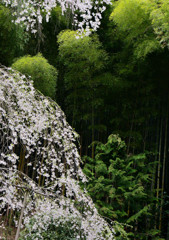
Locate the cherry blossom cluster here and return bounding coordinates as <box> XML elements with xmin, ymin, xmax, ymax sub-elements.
<box><xmin>0</xmin><ymin>66</ymin><xmax>114</xmax><ymax>239</ymax></box>
<box><xmin>1</xmin><ymin>0</ymin><xmax>111</xmax><ymax>35</ymax></box>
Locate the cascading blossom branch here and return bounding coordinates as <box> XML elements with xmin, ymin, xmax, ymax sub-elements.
<box><xmin>1</xmin><ymin>0</ymin><xmax>111</xmax><ymax>35</ymax></box>
<box><xmin>0</xmin><ymin>66</ymin><xmax>115</xmax><ymax>239</ymax></box>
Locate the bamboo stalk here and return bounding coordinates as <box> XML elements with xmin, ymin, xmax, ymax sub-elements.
<box><xmin>155</xmin><ymin>118</ymin><xmax>163</xmax><ymax>229</ymax></box>
<box><xmin>159</xmin><ymin>111</ymin><xmax>168</xmax><ymax>230</ymax></box>
<box><xmin>167</xmin><ymin>219</ymin><xmax>169</xmax><ymax>240</ymax></box>
<box><xmin>127</xmin><ymin>112</ymin><xmax>135</xmax><ymax>155</ymax></box>
<box><xmin>151</xmin><ymin>119</ymin><xmax>159</xmax><ymax>193</ymax></box>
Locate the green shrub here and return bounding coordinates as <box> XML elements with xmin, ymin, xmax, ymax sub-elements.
<box><xmin>12</xmin><ymin>53</ymin><xmax>57</xmax><ymax>99</ymax></box>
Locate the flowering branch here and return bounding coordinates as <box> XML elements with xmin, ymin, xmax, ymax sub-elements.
<box><xmin>0</xmin><ymin>66</ymin><xmax>115</xmax><ymax>239</ymax></box>
<box><xmin>1</xmin><ymin>0</ymin><xmax>111</xmax><ymax>35</ymax></box>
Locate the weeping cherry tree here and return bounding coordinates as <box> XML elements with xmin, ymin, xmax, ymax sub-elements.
<box><xmin>0</xmin><ymin>66</ymin><xmax>115</xmax><ymax>239</ymax></box>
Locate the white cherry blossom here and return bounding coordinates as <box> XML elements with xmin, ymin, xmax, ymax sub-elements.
<box><xmin>1</xmin><ymin>0</ymin><xmax>111</xmax><ymax>35</ymax></box>
<box><xmin>0</xmin><ymin>66</ymin><xmax>114</xmax><ymax>239</ymax></box>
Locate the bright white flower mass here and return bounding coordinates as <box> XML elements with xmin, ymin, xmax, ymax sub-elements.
<box><xmin>0</xmin><ymin>66</ymin><xmax>114</xmax><ymax>239</ymax></box>
<box><xmin>1</xmin><ymin>0</ymin><xmax>111</xmax><ymax>35</ymax></box>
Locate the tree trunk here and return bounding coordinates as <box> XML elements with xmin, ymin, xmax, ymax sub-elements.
<box><xmin>15</xmin><ymin>192</ymin><xmax>27</xmax><ymax>240</ymax></box>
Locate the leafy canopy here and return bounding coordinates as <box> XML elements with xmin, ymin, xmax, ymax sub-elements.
<box><xmin>57</xmin><ymin>30</ymin><xmax>108</xmax><ymax>128</ymax></box>
<box><xmin>12</xmin><ymin>53</ymin><xmax>57</xmax><ymax>99</ymax></box>
<box><xmin>58</xmin><ymin>30</ymin><xmax>108</xmax><ymax>71</ymax></box>
<box><xmin>110</xmin><ymin>0</ymin><xmax>161</xmax><ymax>58</ymax></box>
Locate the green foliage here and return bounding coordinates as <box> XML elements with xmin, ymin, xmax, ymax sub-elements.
<box><xmin>110</xmin><ymin>0</ymin><xmax>160</xmax><ymax>58</ymax></box>
<box><xmin>110</xmin><ymin>0</ymin><xmax>153</xmax><ymax>35</ymax></box>
<box><xmin>1</xmin><ymin>1</ymin><xmax>169</xmax><ymax>238</ymax></box>
<box><xmin>112</xmin><ymin>221</ymin><xmax>131</xmax><ymax>240</ymax></box>
<box><xmin>58</xmin><ymin>30</ymin><xmax>107</xmax><ymax>71</ymax></box>
<box><xmin>0</xmin><ymin>4</ymin><xmax>27</xmax><ymax>66</ymax></box>
<box><xmin>150</xmin><ymin>0</ymin><xmax>169</xmax><ymax>48</ymax></box>
<box><xmin>83</xmin><ymin>134</ymin><xmax>157</xmax><ymax>239</ymax></box>
<box><xmin>40</xmin><ymin>6</ymin><xmax>72</xmax><ymax>65</ymax></box>
<box><xmin>110</xmin><ymin>0</ymin><xmax>169</xmax><ymax>56</ymax></box>
<box><xmin>58</xmin><ymin>29</ymin><xmax>109</xmax><ymax>139</ymax></box>
<box><xmin>12</xmin><ymin>53</ymin><xmax>57</xmax><ymax>99</ymax></box>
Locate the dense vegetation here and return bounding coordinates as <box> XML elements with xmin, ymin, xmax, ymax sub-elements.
<box><xmin>0</xmin><ymin>0</ymin><xmax>169</xmax><ymax>239</ymax></box>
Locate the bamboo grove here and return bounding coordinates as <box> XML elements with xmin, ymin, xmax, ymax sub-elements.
<box><xmin>0</xmin><ymin>0</ymin><xmax>169</xmax><ymax>239</ymax></box>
